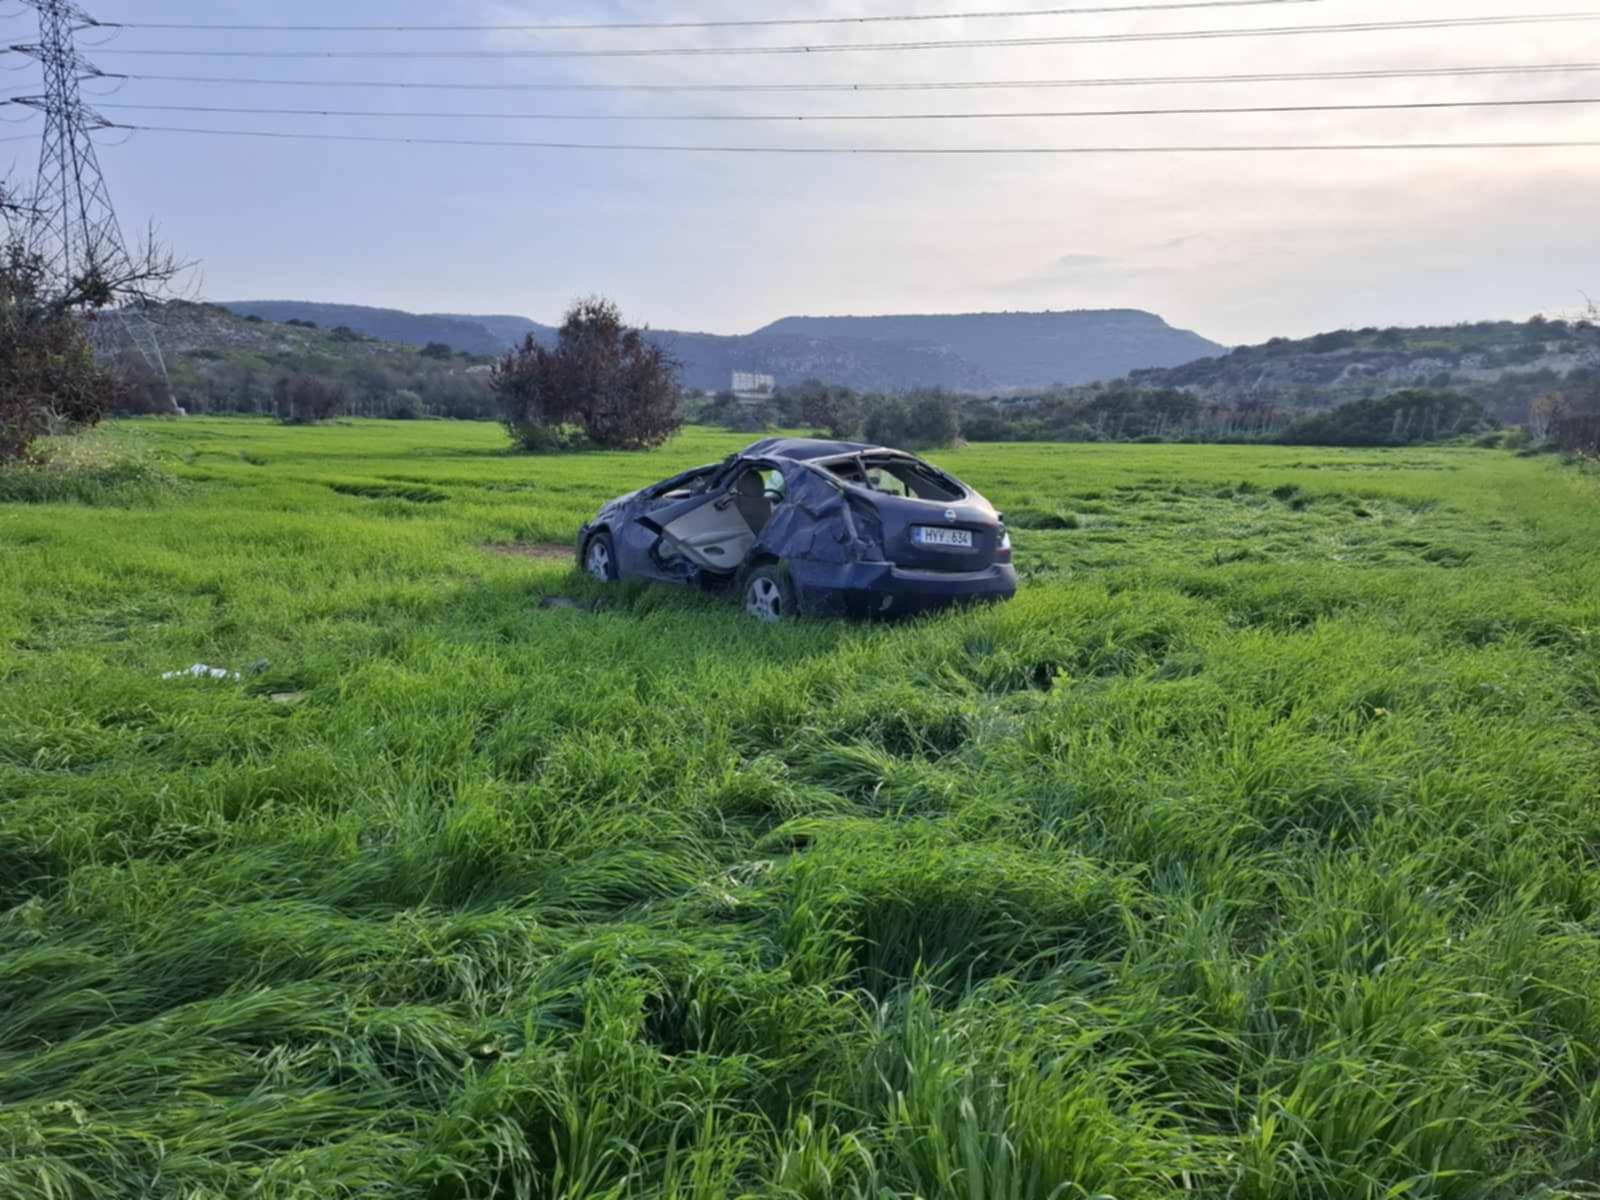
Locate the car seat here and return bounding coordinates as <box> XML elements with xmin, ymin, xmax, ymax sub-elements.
<box><xmin>734</xmin><ymin>471</ymin><xmax>774</xmax><ymax>535</ymax></box>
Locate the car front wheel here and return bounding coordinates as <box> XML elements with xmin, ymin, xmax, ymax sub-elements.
<box><xmin>743</xmin><ymin>563</ymin><xmax>795</xmax><ymax>623</ymax></box>
<box><xmin>584</xmin><ymin>532</ymin><xmax>619</xmax><ymax>582</ymax></box>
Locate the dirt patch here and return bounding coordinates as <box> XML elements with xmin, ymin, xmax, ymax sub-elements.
<box><xmin>485</xmin><ymin>542</ymin><xmax>573</xmax><ymax>563</ymax></box>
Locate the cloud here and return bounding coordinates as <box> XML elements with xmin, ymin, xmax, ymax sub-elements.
<box><xmin>1146</xmin><ymin>235</ymin><xmax>1207</xmax><ymax>254</ymax></box>
<box><xmin>1054</xmin><ymin>253</ymin><xmax>1117</xmax><ymax>270</ymax></box>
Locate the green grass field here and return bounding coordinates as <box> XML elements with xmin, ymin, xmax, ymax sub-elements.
<box><xmin>3</xmin><ymin>418</ymin><xmax>1598</xmax><ymax>1199</ymax></box>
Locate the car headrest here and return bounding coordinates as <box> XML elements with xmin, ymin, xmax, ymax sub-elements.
<box><xmin>736</xmin><ymin>472</ymin><xmax>766</xmax><ymax>497</ymax></box>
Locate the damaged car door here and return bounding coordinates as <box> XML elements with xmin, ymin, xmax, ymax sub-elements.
<box><xmin>638</xmin><ymin>463</ymin><xmax>776</xmax><ymax>577</ymax></box>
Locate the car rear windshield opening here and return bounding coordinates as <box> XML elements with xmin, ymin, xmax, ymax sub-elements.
<box><xmin>827</xmin><ymin>456</ymin><xmax>965</xmax><ymax>503</ymax></box>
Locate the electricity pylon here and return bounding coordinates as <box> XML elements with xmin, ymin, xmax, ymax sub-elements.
<box><xmin>11</xmin><ymin>0</ymin><xmax>178</xmax><ymax>411</ymax></box>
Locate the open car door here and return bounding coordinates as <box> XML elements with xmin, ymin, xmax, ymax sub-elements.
<box><xmin>638</xmin><ymin>466</ymin><xmax>772</xmax><ymax>575</ymax></box>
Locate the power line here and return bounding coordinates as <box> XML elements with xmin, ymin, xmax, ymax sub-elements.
<box><xmin>107</xmin><ymin>0</ymin><xmax>1326</xmax><ymax>34</ymax></box>
<box><xmin>84</xmin><ymin>96</ymin><xmax>1600</xmax><ymax>123</ymax></box>
<box><xmin>80</xmin><ymin>13</ymin><xmax>1600</xmax><ymax>61</ymax></box>
<box><xmin>107</xmin><ymin>123</ymin><xmax>1600</xmax><ymax>154</ymax></box>
<box><xmin>110</xmin><ymin>62</ymin><xmax>1600</xmax><ymax>95</ymax></box>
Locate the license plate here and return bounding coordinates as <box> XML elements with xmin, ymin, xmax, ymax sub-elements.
<box><xmin>913</xmin><ymin>526</ymin><xmax>975</xmax><ymax>549</ymax></box>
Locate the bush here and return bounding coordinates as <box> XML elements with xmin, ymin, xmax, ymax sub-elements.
<box><xmin>390</xmin><ymin>389</ymin><xmax>423</xmax><ymax>420</ymax></box>
<box><xmin>495</xmin><ymin>297</ymin><xmax>681</xmax><ymax>452</ymax></box>
<box><xmin>273</xmin><ymin>375</ymin><xmax>348</xmax><ymax>425</ymax></box>
<box><xmin>0</xmin><ymin>431</ymin><xmax>176</xmax><ymax>505</ymax></box>
<box><xmin>0</xmin><ymin>241</ymin><xmax>115</xmax><ymax>460</ymax></box>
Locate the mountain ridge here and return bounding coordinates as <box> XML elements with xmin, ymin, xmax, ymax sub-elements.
<box><xmin>219</xmin><ymin>300</ymin><xmax>1226</xmax><ymax>394</ymax></box>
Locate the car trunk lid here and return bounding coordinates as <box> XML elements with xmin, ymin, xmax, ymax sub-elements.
<box><xmin>863</xmin><ymin>493</ymin><xmax>1004</xmax><ymax>571</ymax></box>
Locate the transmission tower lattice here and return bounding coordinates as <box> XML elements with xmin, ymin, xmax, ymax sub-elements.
<box><xmin>12</xmin><ymin>0</ymin><xmax>177</xmax><ymax>410</ymax></box>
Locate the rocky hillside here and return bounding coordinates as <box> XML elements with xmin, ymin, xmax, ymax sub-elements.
<box><xmin>218</xmin><ymin>302</ymin><xmax>512</xmax><ymax>358</ymax></box>
<box><xmin>1121</xmin><ymin>319</ymin><xmax>1600</xmax><ymax>421</ymax></box>
<box><xmin>142</xmin><ymin>302</ymin><xmax>497</xmax><ymax>418</ymax></box>
<box><xmin>221</xmin><ymin>301</ymin><xmax>1226</xmax><ymax>394</ymax></box>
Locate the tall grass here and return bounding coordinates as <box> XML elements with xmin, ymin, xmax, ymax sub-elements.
<box><xmin>1</xmin><ymin>419</ymin><xmax>1597</xmax><ymax>1197</ymax></box>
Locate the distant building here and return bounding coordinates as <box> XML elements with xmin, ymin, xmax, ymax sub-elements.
<box><xmin>732</xmin><ymin>371</ymin><xmax>776</xmax><ymax>401</ymax></box>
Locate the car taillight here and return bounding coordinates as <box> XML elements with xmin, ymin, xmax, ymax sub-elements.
<box><xmin>997</xmin><ymin>528</ymin><xmax>1012</xmax><ymax>563</ymax></box>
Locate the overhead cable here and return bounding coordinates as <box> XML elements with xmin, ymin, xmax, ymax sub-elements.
<box><xmin>85</xmin><ymin>14</ymin><xmax>1600</xmax><ymax>61</ymax></box>
<box><xmin>89</xmin><ymin>96</ymin><xmax>1600</xmax><ymax>122</ymax></box>
<box><xmin>110</xmin><ymin>62</ymin><xmax>1600</xmax><ymax>95</ymax></box>
<box><xmin>109</xmin><ymin>124</ymin><xmax>1600</xmax><ymax>154</ymax></box>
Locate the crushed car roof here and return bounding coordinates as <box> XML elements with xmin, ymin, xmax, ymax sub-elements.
<box><xmin>739</xmin><ymin>437</ymin><xmax>892</xmax><ymax>462</ymax></box>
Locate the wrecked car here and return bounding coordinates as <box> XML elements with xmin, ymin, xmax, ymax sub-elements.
<box><xmin>575</xmin><ymin>438</ymin><xmax>1017</xmax><ymax>620</ymax></box>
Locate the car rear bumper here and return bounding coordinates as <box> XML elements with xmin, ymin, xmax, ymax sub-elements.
<box><xmin>790</xmin><ymin>560</ymin><xmax>1018</xmax><ymax>618</ymax></box>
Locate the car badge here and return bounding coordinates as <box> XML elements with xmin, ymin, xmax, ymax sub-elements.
<box><xmin>944</xmin><ymin>509</ymin><xmax>958</xmax><ymax>522</ymax></box>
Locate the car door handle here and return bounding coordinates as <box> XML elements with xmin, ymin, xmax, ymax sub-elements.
<box><xmin>713</xmin><ymin>495</ymin><xmax>737</xmax><ymax>510</ymax></box>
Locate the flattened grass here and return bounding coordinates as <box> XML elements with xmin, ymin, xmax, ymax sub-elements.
<box><xmin>2</xmin><ymin>419</ymin><xmax>1598</xmax><ymax>1198</ymax></box>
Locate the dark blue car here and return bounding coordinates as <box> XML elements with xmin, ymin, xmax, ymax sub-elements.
<box><xmin>576</xmin><ymin>438</ymin><xmax>1017</xmax><ymax>621</ymax></box>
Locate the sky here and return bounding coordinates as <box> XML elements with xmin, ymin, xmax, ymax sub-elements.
<box><xmin>4</xmin><ymin>0</ymin><xmax>1599</xmax><ymax>346</ymax></box>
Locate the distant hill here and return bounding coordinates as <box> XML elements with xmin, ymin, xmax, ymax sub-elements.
<box><xmin>221</xmin><ymin>302</ymin><xmax>512</xmax><ymax>358</ymax></box>
<box><xmin>220</xmin><ymin>301</ymin><xmax>1227</xmax><ymax>394</ymax></box>
<box><xmin>756</xmin><ymin>310</ymin><xmax>1222</xmax><ymax>389</ymax></box>
<box><xmin>1115</xmin><ymin>319</ymin><xmax>1600</xmax><ymax>421</ymax></box>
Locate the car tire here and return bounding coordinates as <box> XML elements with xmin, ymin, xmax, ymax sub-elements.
<box><xmin>584</xmin><ymin>531</ymin><xmax>620</xmax><ymax>583</ymax></box>
<box><xmin>743</xmin><ymin>562</ymin><xmax>796</xmax><ymax>623</ymax></box>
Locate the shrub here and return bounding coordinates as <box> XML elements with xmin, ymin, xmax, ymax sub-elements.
<box><xmin>0</xmin><ymin>430</ymin><xmax>176</xmax><ymax>504</ymax></box>
<box><xmin>0</xmin><ymin>241</ymin><xmax>115</xmax><ymax>460</ymax></box>
<box><xmin>390</xmin><ymin>389</ymin><xmax>423</xmax><ymax>420</ymax></box>
<box><xmin>273</xmin><ymin>375</ymin><xmax>348</xmax><ymax>425</ymax></box>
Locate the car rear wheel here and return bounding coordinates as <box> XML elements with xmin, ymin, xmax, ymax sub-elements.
<box><xmin>743</xmin><ymin>563</ymin><xmax>795</xmax><ymax>623</ymax></box>
<box><xmin>585</xmin><ymin>532</ymin><xmax>619</xmax><ymax>583</ymax></box>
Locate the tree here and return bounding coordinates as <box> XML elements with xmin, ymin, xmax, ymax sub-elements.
<box><xmin>1537</xmin><ymin>368</ymin><xmax>1600</xmax><ymax>456</ymax></box>
<box><xmin>907</xmin><ymin>390</ymin><xmax>961</xmax><ymax>449</ymax></box>
<box><xmin>420</xmin><ymin>341</ymin><xmax>454</xmax><ymax>360</ymax></box>
<box><xmin>1</xmin><ymin>239</ymin><xmax>111</xmax><ymax>459</ymax></box>
<box><xmin>495</xmin><ymin>297</ymin><xmax>681</xmax><ymax>451</ymax></box>
<box><xmin>1</xmin><ymin>182</ymin><xmax>185</xmax><ymax>459</ymax></box>
<box><xmin>863</xmin><ymin>396</ymin><xmax>912</xmax><ymax>448</ymax></box>
<box><xmin>273</xmin><ymin>375</ymin><xmax>347</xmax><ymax>425</ymax></box>
<box><xmin>794</xmin><ymin>379</ymin><xmax>865</xmax><ymax>440</ymax></box>
<box><xmin>1279</xmin><ymin>390</ymin><xmax>1493</xmax><ymax>447</ymax></box>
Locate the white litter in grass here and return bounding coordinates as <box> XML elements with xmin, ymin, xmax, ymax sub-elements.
<box><xmin>162</xmin><ymin>664</ymin><xmax>241</xmax><ymax>682</ymax></box>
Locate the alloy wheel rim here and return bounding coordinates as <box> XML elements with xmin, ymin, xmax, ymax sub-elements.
<box><xmin>746</xmin><ymin>578</ymin><xmax>783</xmax><ymax>622</ymax></box>
<box><xmin>587</xmin><ymin>542</ymin><xmax>612</xmax><ymax>581</ymax></box>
